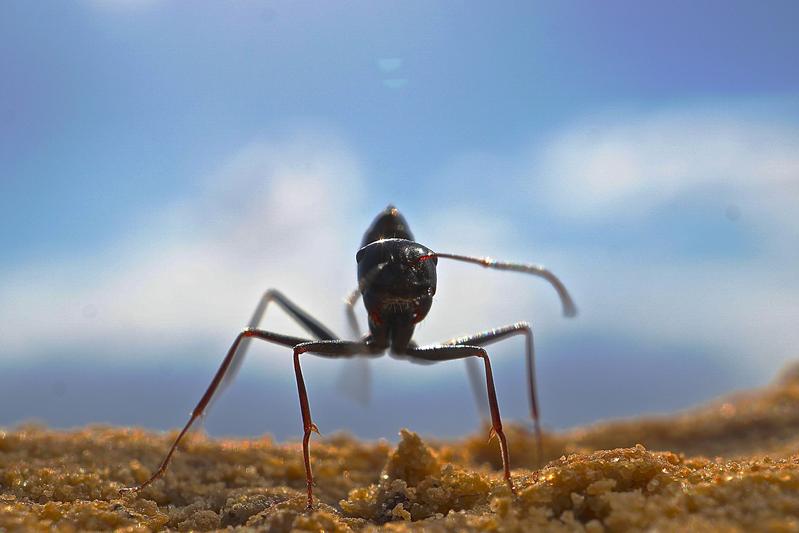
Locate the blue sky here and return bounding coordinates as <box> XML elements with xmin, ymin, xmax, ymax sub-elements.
<box><xmin>1</xmin><ymin>1</ymin><xmax>798</xmax><ymax>439</ymax></box>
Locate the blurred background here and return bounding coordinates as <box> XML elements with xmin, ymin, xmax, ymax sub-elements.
<box><xmin>1</xmin><ymin>1</ymin><xmax>798</xmax><ymax>441</ymax></box>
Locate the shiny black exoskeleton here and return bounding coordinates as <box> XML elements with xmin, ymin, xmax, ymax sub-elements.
<box><xmin>356</xmin><ymin>237</ymin><xmax>436</xmax><ymax>352</ymax></box>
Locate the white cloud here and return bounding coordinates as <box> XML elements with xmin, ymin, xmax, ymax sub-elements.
<box><xmin>0</xmin><ymin>131</ymin><xmax>585</xmax><ymax>400</ymax></box>
<box><xmin>536</xmin><ymin>109</ymin><xmax>799</xmax><ymax>232</ymax></box>
<box><xmin>408</xmin><ymin>106</ymin><xmax>799</xmax><ymax>381</ymax></box>
<box><xmin>562</xmin><ymin>248</ymin><xmax>799</xmax><ymax>374</ymax></box>
<box><xmin>529</xmin><ymin>107</ymin><xmax>799</xmax><ymax>376</ymax></box>
<box><xmin>2</xmin><ymin>107</ymin><xmax>798</xmax><ymax>390</ymax></box>
<box><xmin>0</xmin><ymin>133</ymin><xmax>366</xmax><ymax>359</ymax></box>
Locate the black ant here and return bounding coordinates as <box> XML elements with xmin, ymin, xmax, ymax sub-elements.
<box><xmin>121</xmin><ymin>205</ymin><xmax>576</xmax><ymax>509</ymax></box>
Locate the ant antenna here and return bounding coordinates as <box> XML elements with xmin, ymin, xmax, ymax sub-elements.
<box><xmin>433</xmin><ymin>252</ymin><xmax>577</xmax><ymax>317</ymax></box>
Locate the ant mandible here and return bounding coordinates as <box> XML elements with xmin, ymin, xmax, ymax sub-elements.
<box><xmin>121</xmin><ymin>205</ymin><xmax>577</xmax><ymax>509</ymax></box>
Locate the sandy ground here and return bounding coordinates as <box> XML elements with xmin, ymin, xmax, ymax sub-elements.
<box><xmin>4</xmin><ymin>364</ymin><xmax>799</xmax><ymax>532</ymax></box>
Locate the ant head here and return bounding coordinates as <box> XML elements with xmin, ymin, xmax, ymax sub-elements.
<box><xmin>356</xmin><ymin>238</ymin><xmax>437</xmax><ymax>326</ymax></box>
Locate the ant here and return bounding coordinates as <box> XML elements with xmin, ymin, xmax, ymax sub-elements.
<box><xmin>121</xmin><ymin>205</ymin><xmax>577</xmax><ymax>509</ymax></box>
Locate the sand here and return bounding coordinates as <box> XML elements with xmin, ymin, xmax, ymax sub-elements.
<box><xmin>4</xmin><ymin>363</ymin><xmax>799</xmax><ymax>531</ymax></box>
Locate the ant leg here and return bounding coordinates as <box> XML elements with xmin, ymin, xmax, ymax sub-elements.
<box><xmin>343</xmin><ymin>261</ymin><xmax>392</xmax><ymax>340</ymax></box>
<box><xmin>343</xmin><ymin>288</ymin><xmax>362</xmax><ymax>338</ymax></box>
<box><xmin>120</xmin><ymin>328</ymin><xmax>309</xmax><ymax>495</ymax></box>
<box><xmin>221</xmin><ymin>290</ymin><xmax>339</xmax><ymax>396</ymax></box>
<box><xmin>445</xmin><ymin>323</ymin><xmax>543</xmax><ymax>466</ymax></box>
<box><xmin>334</xmin><ymin>289</ymin><xmax>371</xmax><ymax>405</ymax></box>
<box><xmin>246</xmin><ymin>289</ymin><xmax>337</xmax><ymax>340</ymax></box>
<box><xmin>464</xmin><ymin>357</ymin><xmax>489</xmax><ymax>424</ymax></box>
<box><xmin>406</xmin><ymin>344</ymin><xmax>515</xmax><ymax>493</ymax></box>
<box><xmin>292</xmin><ymin>340</ymin><xmax>374</xmax><ymax>509</ymax></box>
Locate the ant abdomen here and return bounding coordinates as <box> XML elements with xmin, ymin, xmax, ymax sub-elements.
<box><xmin>361</xmin><ymin>205</ymin><xmax>415</xmax><ymax>247</ymax></box>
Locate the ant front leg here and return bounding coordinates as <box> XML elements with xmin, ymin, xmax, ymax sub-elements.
<box><xmin>120</xmin><ymin>328</ymin><xmax>309</xmax><ymax>495</ymax></box>
<box><xmin>291</xmin><ymin>340</ymin><xmax>375</xmax><ymax>509</ymax></box>
<box><xmin>406</xmin><ymin>344</ymin><xmax>515</xmax><ymax>493</ymax></box>
<box><xmin>445</xmin><ymin>323</ymin><xmax>544</xmax><ymax>466</ymax></box>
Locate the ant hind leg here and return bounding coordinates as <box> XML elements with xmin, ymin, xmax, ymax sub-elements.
<box><xmin>120</xmin><ymin>328</ymin><xmax>310</xmax><ymax>495</ymax></box>
<box><xmin>405</xmin><ymin>343</ymin><xmax>515</xmax><ymax>493</ymax></box>
<box><xmin>221</xmin><ymin>289</ymin><xmax>340</xmax><ymax>395</ymax></box>
<box><xmin>443</xmin><ymin>322</ymin><xmax>544</xmax><ymax>467</ymax></box>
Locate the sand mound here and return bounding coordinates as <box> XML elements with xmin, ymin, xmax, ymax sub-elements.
<box><xmin>4</xmin><ymin>363</ymin><xmax>799</xmax><ymax>531</ymax></box>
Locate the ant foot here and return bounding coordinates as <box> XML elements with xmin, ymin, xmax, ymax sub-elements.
<box><xmin>304</xmin><ymin>492</ymin><xmax>315</xmax><ymax>511</ymax></box>
<box><xmin>506</xmin><ymin>475</ymin><xmax>517</xmax><ymax>495</ymax></box>
<box><xmin>118</xmin><ymin>486</ymin><xmax>140</xmax><ymax>497</ymax></box>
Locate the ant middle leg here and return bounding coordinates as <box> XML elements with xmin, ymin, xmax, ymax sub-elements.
<box><xmin>405</xmin><ymin>344</ymin><xmax>515</xmax><ymax>493</ymax></box>
<box><xmin>445</xmin><ymin>322</ymin><xmax>544</xmax><ymax>465</ymax></box>
<box><xmin>121</xmin><ymin>328</ymin><xmax>310</xmax><ymax>495</ymax></box>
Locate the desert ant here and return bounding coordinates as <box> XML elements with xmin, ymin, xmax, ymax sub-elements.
<box><xmin>121</xmin><ymin>205</ymin><xmax>576</xmax><ymax>509</ymax></box>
